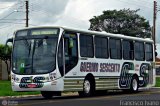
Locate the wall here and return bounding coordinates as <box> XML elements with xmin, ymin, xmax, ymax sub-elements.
<box><xmin>0</xmin><ymin>59</ymin><xmax>9</xmax><ymax>80</ymax></box>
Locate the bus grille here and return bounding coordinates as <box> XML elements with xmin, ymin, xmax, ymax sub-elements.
<box><xmin>19</xmin><ymin>77</ymin><xmax>45</xmax><ymax>88</ymax></box>
<box><xmin>21</xmin><ymin>77</ymin><xmax>45</xmax><ymax>83</ymax></box>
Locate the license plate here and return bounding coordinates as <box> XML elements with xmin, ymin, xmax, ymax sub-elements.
<box><xmin>28</xmin><ymin>84</ymin><xmax>36</xmax><ymax>88</ymax></box>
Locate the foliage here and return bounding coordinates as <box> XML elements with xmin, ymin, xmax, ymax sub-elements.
<box><xmin>0</xmin><ymin>44</ymin><xmax>12</xmax><ymax>61</ymax></box>
<box><xmin>89</xmin><ymin>9</ymin><xmax>152</xmax><ymax>38</ymax></box>
<box><xmin>155</xmin><ymin>77</ymin><xmax>160</xmax><ymax>87</ymax></box>
<box><xmin>0</xmin><ymin>44</ymin><xmax>12</xmax><ymax>80</ymax></box>
<box><xmin>0</xmin><ymin>81</ymin><xmax>40</xmax><ymax>96</ymax></box>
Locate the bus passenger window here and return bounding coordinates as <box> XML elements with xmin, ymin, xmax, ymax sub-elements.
<box><xmin>135</xmin><ymin>42</ymin><xmax>144</xmax><ymax>61</ymax></box>
<box><xmin>80</xmin><ymin>34</ymin><xmax>93</xmax><ymax>57</ymax></box>
<box><xmin>95</xmin><ymin>36</ymin><xmax>108</xmax><ymax>58</ymax></box>
<box><xmin>122</xmin><ymin>40</ymin><xmax>134</xmax><ymax>60</ymax></box>
<box><xmin>109</xmin><ymin>38</ymin><xmax>122</xmax><ymax>59</ymax></box>
<box><xmin>145</xmin><ymin>43</ymin><xmax>153</xmax><ymax>61</ymax></box>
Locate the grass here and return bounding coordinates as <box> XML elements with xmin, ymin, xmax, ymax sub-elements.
<box><xmin>0</xmin><ymin>80</ymin><xmax>40</xmax><ymax>96</ymax></box>
<box><xmin>155</xmin><ymin>77</ymin><xmax>160</xmax><ymax>87</ymax></box>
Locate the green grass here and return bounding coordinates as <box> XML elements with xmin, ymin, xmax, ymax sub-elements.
<box><xmin>0</xmin><ymin>80</ymin><xmax>40</xmax><ymax>96</ymax></box>
<box><xmin>155</xmin><ymin>77</ymin><xmax>160</xmax><ymax>87</ymax></box>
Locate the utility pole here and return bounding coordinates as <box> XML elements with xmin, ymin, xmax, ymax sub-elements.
<box><xmin>153</xmin><ymin>1</ymin><xmax>157</xmax><ymax>50</ymax></box>
<box><xmin>25</xmin><ymin>0</ymin><xmax>29</xmax><ymax>27</ymax></box>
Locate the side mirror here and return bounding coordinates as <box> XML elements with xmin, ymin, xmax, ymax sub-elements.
<box><xmin>155</xmin><ymin>51</ymin><xmax>158</xmax><ymax>57</ymax></box>
<box><xmin>5</xmin><ymin>38</ymin><xmax>13</xmax><ymax>55</ymax></box>
<box><xmin>6</xmin><ymin>38</ymin><xmax>13</xmax><ymax>44</ymax></box>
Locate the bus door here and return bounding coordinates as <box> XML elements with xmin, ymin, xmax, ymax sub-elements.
<box><xmin>63</xmin><ymin>32</ymin><xmax>78</xmax><ymax>75</ymax></box>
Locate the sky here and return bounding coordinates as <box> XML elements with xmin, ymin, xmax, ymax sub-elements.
<box><xmin>0</xmin><ymin>0</ymin><xmax>160</xmax><ymax>56</ymax></box>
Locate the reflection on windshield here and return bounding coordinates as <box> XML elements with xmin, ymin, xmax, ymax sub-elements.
<box><xmin>13</xmin><ymin>38</ymin><xmax>57</xmax><ymax>74</ymax></box>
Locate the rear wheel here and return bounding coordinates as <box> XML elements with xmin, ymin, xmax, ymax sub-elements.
<box><xmin>130</xmin><ymin>76</ymin><xmax>139</xmax><ymax>92</ymax></box>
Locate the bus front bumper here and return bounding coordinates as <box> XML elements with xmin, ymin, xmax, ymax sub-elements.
<box><xmin>11</xmin><ymin>81</ymin><xmax>63</xmax><ymax>91</ymax></box>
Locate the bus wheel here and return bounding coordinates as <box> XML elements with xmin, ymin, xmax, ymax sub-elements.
<box><xmin>130</xmin><ymin>76</ymin><xmax>139</xmax><ymax>92</ymax></box>
<box><xmin>79</xmin><ymin>78</ymin><xmax>94</xmax><ymax>97</ymax></box>
<box><xmin>41</xmin><ymin>91</ymin><xmax>53</xmax><ymax>99</ymax></box>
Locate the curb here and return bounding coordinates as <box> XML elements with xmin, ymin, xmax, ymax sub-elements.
<box><xmin>0</xmin><ymin>92</ymin><xmax>78</xmax><ymax>99</ymax></box>
<box><xmin>0</xmin><ymin>94</ymin><xmax>41</xmax><ymax>99</ymax></box>
<box><xmin>151</xmin><ymin>87</ymin><xmax>160</xmax><ymax>89</ymax></box>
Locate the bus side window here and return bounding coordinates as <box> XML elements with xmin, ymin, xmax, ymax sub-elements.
<box><xmin>80</xmin><ymin>34</ymin><xmax>94</xmax><ymax>57</ymax></box>
<box><xmin>135</xmin><ymin>42</ymin><xmax>145</xmax><ymax>61</ymax></box>
<box><xmin>122</xmin><ymin>40</ymin><xmax>134</xmax><ymax>60</ymax></box>
<box><xmin>145</xmin><ymin>43</ymin><xmax>153</xmax><ymax>61</ymax></box>
<box><xmin>109</xmin><ymin>38</ymin><xmax>122</xmax><ymax>59</ymax></box>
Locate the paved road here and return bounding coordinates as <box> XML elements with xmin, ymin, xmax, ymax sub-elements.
<box><xmin>1</xmin><ymin>89</ymin><xmax>160</xmax><ymax>106</ymax></box>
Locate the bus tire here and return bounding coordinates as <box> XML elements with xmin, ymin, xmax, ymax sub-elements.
<box><xmin>130</xmin><ymin>76</ymin><xmax>139</xmax><ymax>92</ymax></box>
<box><xmin>41</xmin><ymin>91</ymin><xmax>53</xmax><ymax>99</ymax></box>
<box><xmin>79</xmin><ymin>78</ymin><xmax>94</xmax><ymax>97</ymax></box>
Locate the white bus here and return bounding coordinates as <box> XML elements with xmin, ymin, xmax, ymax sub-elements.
<box><xmin>6</xmin><ymin>26</ymin><xmax>155</xmax><ymax>99</ymax></box>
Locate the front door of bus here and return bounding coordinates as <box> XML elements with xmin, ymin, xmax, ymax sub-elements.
<box><xmin>64</xmin><ymin>32</ymin><xmax>78</xmax><ymax>75</ymax></box>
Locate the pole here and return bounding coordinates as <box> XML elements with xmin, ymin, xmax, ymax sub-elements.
<box><xmin>25</xmin><ymin>0</ymin><xmax>29</xmax><ymax>27</ymax></box>
<box><xmin>153</xmin><ymin>1</ymin><xmax>157</xmax><ymax>50</ymax></box>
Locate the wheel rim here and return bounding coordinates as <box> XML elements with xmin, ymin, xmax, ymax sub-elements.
<box><xmin>132</xmin><ymin>79</ymin><xmax>138</xmax><ymax>91</ymax></box>
<box><xmin>84</xmin><ymin>80</ymin><xmax>90</xmax><ymax>94</ymax></box>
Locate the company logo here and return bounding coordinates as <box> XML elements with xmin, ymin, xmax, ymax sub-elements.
<box><xmin>2</xmin><ymin>100</ymin><xmax>7</xmax><ymax>106</ymax></box>
<box><xmin>1</xmin><ymin>100</ymin><xmax>18</xmax><ymax>106</ymax></box>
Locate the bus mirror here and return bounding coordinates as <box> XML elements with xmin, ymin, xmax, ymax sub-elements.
<box><xmin>5</xmin><ymin>38</ymin><xmax>13</xmax><ymax>55</ymax></box>
<box><xmin>6</xmin><ymin>38</ymin><xmax>13</xmax><ymax>44</ymax></box>
<box><xmin>155</xmin><ymin>51</ymin><xmax>158</xmax><ymax>57</ymax></box>
<box><xmin>69</xmin><ymin>38</ymin><xmax>73</xmax><ymax>48</ymax></box>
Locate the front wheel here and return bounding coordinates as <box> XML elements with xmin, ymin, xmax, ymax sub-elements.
<box><xmin>130</xmin><ymin>76</ymin><xmax>139</xmax><ymax>92</ymax></box>
<box><xmin>41</xmin><ymin>91</ymin><xmax>53</xmax><ymax>99</ymax></box>
<box><xmin>79</xmin><ymin>78</ymin><xmax>94</xmax><ymax>97</ymax></box>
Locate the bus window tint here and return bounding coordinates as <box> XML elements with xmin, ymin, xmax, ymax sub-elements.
<box><xmin>135</xmin><ymin>42</ymin><xmax>144</xmax><ymax>61</ymax></box>
<box><xmin>95</xmin><ymin>36</ymin><xmax>108</xmax><ymax>58</ymax></box>
<box><xmin>109</xmin><ymin>38</ymin><xmax>122</xmax><ymax>59</ymax></box>
<box><xmin>80</xmin><ymin>34</ymin><xmax>93</xmax><ymax>57</ymax></box>
<box><xmin>122</xmin><ymin>40</ymin><xmax>134</xmax><ymax>60</ymax></box>
<box><xmin>145</xmin><ymin>43</ymin><xmax>153</xmax><ymax>61</ymax></box>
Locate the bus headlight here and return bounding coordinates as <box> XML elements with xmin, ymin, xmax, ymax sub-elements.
<box><xmin>11</xmin><ymin>74</ymin><xmax>20</xmax><ymax>82</ymax></box>
<box><xmin>45</xmin><ymin>77</ymin><xmax>50</xmax><ymax>82</ymax></box>
<box><xmin>49</xmin><ymin>73</ymin><xmax>56</xmax><ymax>81</ymax></box>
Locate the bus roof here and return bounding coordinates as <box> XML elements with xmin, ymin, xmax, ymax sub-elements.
<box><xmin>15</xmin><ymin>26</ymin><xmax>153</xmax><ymax>43</ymax></box>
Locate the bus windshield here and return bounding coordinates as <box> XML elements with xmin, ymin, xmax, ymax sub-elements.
<box><xmin>12</xmin><ymin>29</ymin><xmax>58</xmax><ymax>75</ymax></box>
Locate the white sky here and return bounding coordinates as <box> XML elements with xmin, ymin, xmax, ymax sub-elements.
<box><xmin>0</xmin><ymin>0</ymin><xmax>160</xmax><ymax>56</ymax></box>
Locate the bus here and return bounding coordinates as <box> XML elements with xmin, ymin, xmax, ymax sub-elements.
<box><xmin>6</xmin><ymin>26</ymin><xmax>155</xmax><ymax>99</ymax></box>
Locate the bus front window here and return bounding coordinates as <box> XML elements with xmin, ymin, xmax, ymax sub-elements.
<box><xmin>13</xmin><ymin>37</ymin><xmax>57</xmax><ymax>75</ymax></box>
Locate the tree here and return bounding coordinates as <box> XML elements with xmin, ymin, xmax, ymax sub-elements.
<box><xmin>0</xmin><ymin>44</ymin><xmax>12</xmax><ymax>80</ymax></box>
<box><xmin>89</xmin><ymin>9</ymin><xmax>152</xmax><ymax>38</ymax></box>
